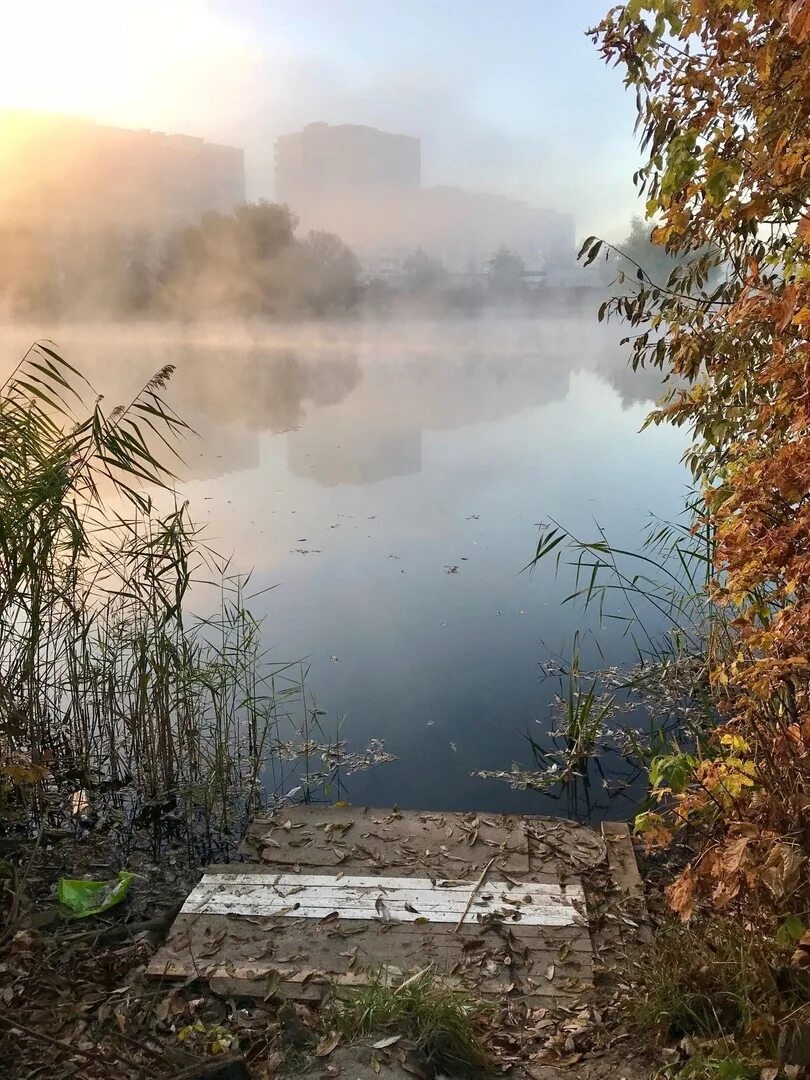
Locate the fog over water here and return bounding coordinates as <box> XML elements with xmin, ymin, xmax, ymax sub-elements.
<box><xmin>0</xmin><ymin>315</ymin><xmax>686</xmax><ymax>818</ymax></box>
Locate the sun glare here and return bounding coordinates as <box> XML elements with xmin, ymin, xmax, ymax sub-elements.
<box><xmin>0</xmin><ymin>0</ymin><xmax>253</xmax><ymax>129</ymax></box>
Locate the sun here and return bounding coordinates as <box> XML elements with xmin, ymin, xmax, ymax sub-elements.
<box><xmin>0</xmin><ymin>2</ymin><xmax>140</xmax><ymax>119</ymax></box>
<box><xmin>0</xmin><ymin>1</ymin><xmax>255</xmax><ymax>129</ymax></box>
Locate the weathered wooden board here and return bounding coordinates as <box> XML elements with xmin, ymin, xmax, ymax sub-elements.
<box><xmin>527</xmin><ymin>818</ymin><xmax>607</xmax><ymax>878</ymax></box>
<box><xmin>180</xmin><ymin>871</ymin><xmax>586</xmax><ymax>925</ymax></box>
<box><xmin>151</xmin><ymin>807</ymin><xmax>614</xmax><ymax>1007</ymax></box>
<box><xmin>148</xmin><ymin>910</ymin><xmax>593</xmax><ymax>1006</ymax></box>
<box><xmin>242</xmin><ymin>806</ymin><xmax>532</xmax><ymax>877</ymax></box>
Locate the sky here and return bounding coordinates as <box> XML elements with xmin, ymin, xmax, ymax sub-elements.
<box><xmin>0</xmin><ymin>0</ymin><xmax>643</xmax><ymax>240</ymax></box>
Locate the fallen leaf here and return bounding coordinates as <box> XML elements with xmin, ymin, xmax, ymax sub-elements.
<box><xmin>373</xmin><ymin>1035</ymin><xmax>402</xmax><ymax>1049</ymax></box>
<box><xmin>790</xmin><ymin>930</ymin><xmax>810</xmax><ymax>968</ymax></box>
<box><xmin>314</xmin><ymin>1032</ymin><xmax>341</xmax><ymax>1057</ymax></box>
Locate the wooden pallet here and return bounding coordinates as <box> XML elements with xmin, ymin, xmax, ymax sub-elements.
<box><xmin>149</xmin><ymin>806</ymin><xmax>622</xmax><ymax>1007</ymax></box>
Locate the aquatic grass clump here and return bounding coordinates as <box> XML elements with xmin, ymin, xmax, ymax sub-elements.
<box><xmin>476</xmin><ymin>500</ymin><xmax>722</xmax><ymax>812</ymax></box>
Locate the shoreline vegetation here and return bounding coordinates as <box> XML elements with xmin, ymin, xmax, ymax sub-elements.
<box><xmin>578</xmin><ymin>4</ymin><xmax>809</xmax><ymax>1077</ymax></box>
<box><xmin>0</xmin><ymin>342</ymin><xmax>393</xmax><ymax>866</ymax></box>
<box><xmin>473</xmin><ymin>3</ymin><xmax>810</xmax><ymax>1075</ymax></box>
<box><xmin>2</xmin><ymin>3</ymin><xmax>810</xmax><ymax>1078</ymax></box>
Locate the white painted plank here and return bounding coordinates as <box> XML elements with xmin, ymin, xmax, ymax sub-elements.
<box><xmin>187</xmin><ymin>882</ymin><xmax>580</xmax><ymax>913</ymax></box>
<box><xmin>193</xmin><ymin>873</ymin><xmax>580</xmax><ymax>895</ymax></box>
<box><xmin>181</xmin><ymin>872</ymin><xmax>585</xmax><ymax>926</ymax></box>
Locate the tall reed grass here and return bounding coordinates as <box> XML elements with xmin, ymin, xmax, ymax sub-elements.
<box><xmin>477</xmin><ymin>500</ymin><xmax>723</xmax><ymax>812</ymax></box>
<box><xmin>0</xmin><ymin>342</ymin><xmax>359</xmax><ymax>852</ymax></box>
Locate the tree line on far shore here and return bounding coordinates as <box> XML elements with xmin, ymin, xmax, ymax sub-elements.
<box><xmin>0</xmin><ymin>198</ymin><xmax>678</xmax><ymax>321</ymax></box>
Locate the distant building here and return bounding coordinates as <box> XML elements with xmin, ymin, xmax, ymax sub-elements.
<box><xmin>399</xmin><ymin>186</ymin><xmax>575</xmax><ymax>281</ymax></box>
<box><xmin>275</xmin><ymin>122</ymin><xmax>420</xmax><ymax>211</ymax></box>
<box><xmin>274</xmin><ymin>122</ymin><xmax>575</xmax><ymax>284</ymax></box>
<box><xmin>0</xmin><ymin>111</ymin><xmax>245</xmax><ymax>232</ymax></box>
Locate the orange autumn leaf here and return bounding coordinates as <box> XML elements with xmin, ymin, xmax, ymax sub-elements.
<box><xmin>666</xmin><ymin>867</ymin><xmax>697</xmax><ymax>922</ymax></box>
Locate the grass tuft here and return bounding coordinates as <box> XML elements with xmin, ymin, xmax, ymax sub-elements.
<box><xmin>327</xmin><ymin>968</ymin><xmax>490</xmax><ymax>1076</ymax></box>
<box><xmin>626</xmin><ymin>917</ymin><xmax>809</xmax><ymax>1051</ymax></box>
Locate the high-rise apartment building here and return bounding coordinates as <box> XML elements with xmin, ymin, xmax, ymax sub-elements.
<box><xmin>274</xmin><ymin>121</ymin><xmax>575</xmax><ymax>281</ymax></box>
<box><xmin>0</xmin><ymin>111</ymin><xmax>245</xmax><ymax>232</ymax></box>
<box><xmin>275</xmin><ymin>122</ymin><xmax>421</xmax><ymax>209</ymax></box>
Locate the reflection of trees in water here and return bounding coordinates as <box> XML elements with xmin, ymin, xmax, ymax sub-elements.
<box><xmin>286</xmin><ymin>349</ymin><xmax>572</xmax><ymax>487</ymax></box>
<box><xmin>167</xmin><ymin>345</ymin><xmax>363</xmax><ymax>433</ymax></box>
<box><xmin>595</xmin><ymin>357</ymin><xmax>670</xmax><ymax>408</ymax></box>
<box><xmin>0</xmin><ymin>334</ymin><xmax>364</xmax><ymax>483</ymax></box>
<box><xmin>163</xmin><ymin>345</ymin><xmax>363</xmax><ymax>481</ymax></box>
<box><xmin>0</xmin><ymin>321</ymin><xmax>675</xmax><ymax>490</ymax></box>
<box><xmin>581</xmin><ymin>326</ymin><xmax>672</xmax><ymax>408</ymax></box>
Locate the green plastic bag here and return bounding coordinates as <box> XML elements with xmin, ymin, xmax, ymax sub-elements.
<box><xmin>57</xmin><ymin>871</ymin><xmax>134</xmax><ymax>917</ymax></box>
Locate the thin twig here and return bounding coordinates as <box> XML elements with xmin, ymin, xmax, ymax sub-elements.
<box><xmin>0</xmin><ymin>1012</ymin><xmax>159</xmax><ymax>1077</ymax></box>
<box><xmin>452</xmin><ymin>856</ymin><xmax>496</xmax><ymax>933</ymax></box>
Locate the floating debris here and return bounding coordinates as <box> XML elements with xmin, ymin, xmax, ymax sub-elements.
<box><xmin>445</xmin><ymin>565</ymin><xmax>459</xmax><ymax>574</ymax></box>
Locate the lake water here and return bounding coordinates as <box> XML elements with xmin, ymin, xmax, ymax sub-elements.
<box><xmin>1</xmin><ymin>313</ymin><xmax>688</xmax><ymax>821</ymax></box>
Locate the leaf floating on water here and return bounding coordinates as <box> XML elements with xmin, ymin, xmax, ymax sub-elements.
<box><xmin>444</xmin><ymin>564</ymin><xmax>459</xmax><ymax>574</ymax></box>
<box><xmin>450</xmin><ymin>742</ymin><xmax>458</xmax><ymax>753</ymax></box>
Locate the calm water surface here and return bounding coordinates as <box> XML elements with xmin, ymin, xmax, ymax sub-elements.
<box><xmin>2</xmin><ymin>315</ymin><xmax>688</xmax><ymax>820</ymax></box>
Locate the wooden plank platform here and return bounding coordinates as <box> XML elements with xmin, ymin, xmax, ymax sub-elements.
<box><xmin>149</xmin><ymin>807</ymin><xmax>624</xmax><ymax>1007</ymax></box>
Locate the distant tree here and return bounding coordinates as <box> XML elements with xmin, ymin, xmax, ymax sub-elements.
<box><xmin>614</xmin><ymin>215</ymin><xmax>682</xmax><ymax>285</ymax></box>
<box><xmin>298</xmin><ymin>230</ymin><xmax>360</xmax><ymax>313</ymax></box>
<box><xmin>159</xmin><ymin>201</ymin><xmax>299</xmax><ymax>316</ymax></box>
<box><xmin>444</xmin><ymin>279</ymin><xmax>485</xmax><ymax>315</ymax></box>
<box><xmin>591</xmin><ymin>216</ymin><xmax>719</xmax><ymax>292</ymax></box>
<box><xmin>486</xmin><ymin>245</ymin><xmax>526</xmax><ymax>299</ymax></box>
<box><xmin>0</xmin><ymin>225</ymin><xmax>76</xmax><ymax>318</ymax></box>
<box><xmin>401</xmin><ymin>248</ymin><xmax>447</xmax><ymax>294</ymax></box>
